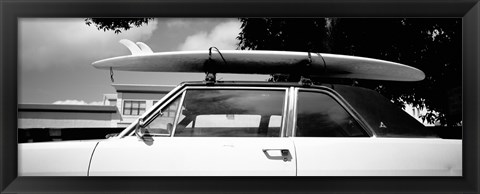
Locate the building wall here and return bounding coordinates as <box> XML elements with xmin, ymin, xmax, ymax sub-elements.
<box><xmin>18</xmin><ymin>104</ymin><xmax>120</xmax><ymax>129</ymax></box>
<box><xmin>120</xmin><ymin>92</ymin><xmax>166</xmax><ymax>100</ymax></box>
<box><xmin>18</xmin><ymin>112</ymin><xmax>117</xmax><ymax>128</ymax></box>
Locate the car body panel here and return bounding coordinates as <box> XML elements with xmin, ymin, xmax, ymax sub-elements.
<box><xmin>18</xmin><ymin>140</ymin><xmax>99</xmax><ymax>176</ymax></box>
<box><xmin>294</xmin><ymin>137</ymin><xmax>462</xmax><ymax>176</ymax></box>
<box><xmin>89</xmin><ymin>136</ymin><xmax>296</xmax><ymax>176</ymax></box>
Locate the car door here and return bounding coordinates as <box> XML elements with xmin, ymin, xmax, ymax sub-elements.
<box><xmin>291</xmin><ymin>88</ymin><xmax>462</xmax><ymax>176</ymax></box>
<box><xmin>291</xmin><ymin>88</ymin><xmax>377</xmax><ymax>176</ymax></box>
<box><xmin>89</xmin><ymin>87</ymin><xmax>296</xmax><ymax>176</ymax></box>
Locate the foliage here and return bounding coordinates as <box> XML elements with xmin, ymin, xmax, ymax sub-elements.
<box><xmin>237</xmin><ymin>18</ymin><xmax>329</xmax><ymax>51</ymax></box>
<box><xmin>237</xmin><ymin>18</ymin><xmax>462</xmax><ymax>126</ymax></box>
<box><xmin>85</xmin><ymin>18</ymin><xmax>154</xmax><ymax>34</ymax></box>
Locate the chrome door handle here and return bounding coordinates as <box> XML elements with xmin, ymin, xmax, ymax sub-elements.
<box><xmin>262</xmin><ymin>149</ymin><xmax>290</xmax><ymax>161</ymax></box>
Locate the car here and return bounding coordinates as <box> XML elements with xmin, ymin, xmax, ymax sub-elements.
<box><xmin>18</xmin><ymin>41</ymin><xmax>462</xmax><ymax>176</ymax></box>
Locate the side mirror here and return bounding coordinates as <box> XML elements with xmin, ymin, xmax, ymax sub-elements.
<box><xmin>135</xmin><ymin>119</ymin><xmax>146</xmax><ymax>139</ymax></box>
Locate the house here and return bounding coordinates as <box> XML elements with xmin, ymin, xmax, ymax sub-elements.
<box><xmin>18</xmin><ymin>84</ymin><xmax>175</xmax><ymax>142</ymax></box>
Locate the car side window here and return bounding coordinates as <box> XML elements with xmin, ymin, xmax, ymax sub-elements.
<box><xmin>174</xmin><ymin>89</ymin><xmax>285</xmax><ymax>137</ymax></box>
<box><xmin>295</xmin><ymin>91</ymin><xmax>368</xmax><ymax>137</ymax></box>
<box><xmin>142</xmin><ymin>96</ymin><xmax>181</xmax><ymax>136</ymax></box>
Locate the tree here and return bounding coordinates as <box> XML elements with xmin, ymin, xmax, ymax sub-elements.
<box><xmin>237</xmin><ymin>18</ymin><xmax>461</xmax><ymax>126</ymax></box>
<box><xmin>84</xmin><ymin>18</ymin><xmax>154</xmax><ymax>34</ymax></box>
<box><xmin>237</xmin><ymin>18</ymin><xmax>330</xmax><ymax>52</ymax></box>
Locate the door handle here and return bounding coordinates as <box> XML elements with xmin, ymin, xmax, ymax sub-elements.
<box><xmin>262</xmin><ymin>149</ymin><xmax>290</xmax><ymax>162</ymax></box>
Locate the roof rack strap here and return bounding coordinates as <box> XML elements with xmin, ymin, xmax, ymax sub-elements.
<box><xmin>110</xmin><ymin>67</ymin><xmax>115</xmax><ymax>83</ymax></box>
<box><xmin>204</xmin><ymin>47</ymin><xmax>228</xmax><ymax>83</ymax></box>
<box><xmin>298</xmin><ymin>52</ymin><xmax>313</xmax><ymax>86</ymax></box>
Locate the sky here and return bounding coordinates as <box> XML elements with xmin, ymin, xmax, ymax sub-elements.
<box><xmin>19</xmin><ymin>18</ymin><xmax>268</xmax><ymax>105</ymax></box>
<box><xmin>18</xmin><ymin>18</ymin><xmax>434</xmax><ymax>126</ymax></box>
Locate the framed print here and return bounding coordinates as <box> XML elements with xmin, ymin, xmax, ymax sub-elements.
<box><xmin>1</xmin><ymin>0</ymin><xmax>479</xmax><ymax>193</ymax></box>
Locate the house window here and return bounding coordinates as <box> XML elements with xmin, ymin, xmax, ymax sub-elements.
<box><xmin>123</xmin><ymin>100</ymin><xmax>146</xmax><ymax>115</ymax></box>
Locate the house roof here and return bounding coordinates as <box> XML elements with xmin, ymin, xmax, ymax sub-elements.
<box><xmin>111</xmin><ymin>84</ymin><xmax>175</xmax><ymax>94</ymax></box>
<box><xmin>18</xmin><ymin>104</ymin><xmax>118</xmax><ymax>113</ymax></box>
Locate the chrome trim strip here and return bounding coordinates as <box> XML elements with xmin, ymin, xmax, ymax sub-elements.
<box><xmin>285</xmin><ymin>87</ymin><xmax>297</xmax><ymax>137</ymax></box>
<box><xmin>293</xmin><ymin>87</ymin><xmax>376</xmax><ymax>137</ymax></box>
<box><xmin>290</xmin><ymin>87</ymin><xmax>299</xmax><ymax>137</ymax></box>
<box><xmin>279</xmin><ymin>88</ymin><xmax>289</xmax><ymax>137</ymax></box>
<box><xmin>126</xmin><ymin>127</ymin><xmax>135</xmax><ymax>137</ymax></box>
<box><xmin>118</xmin><ymin>120</ymin><xmax>137</xmax><ymax>138</ymax></box>
<box><xmin>170</xmin><ymin>91</ymin><xmax>186</xmax><ymax>137</ymax></box>
<box><xmin>180</xmin><ymin>86</ymin><xmax>288</xmax><ymax>90</ymax></box>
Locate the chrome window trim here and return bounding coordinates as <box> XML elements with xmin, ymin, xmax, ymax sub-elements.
<box><xmin>171</xmin><ymin>86</ymin><xmax>289</xmax><ymax>138</ymax></box>
<box><xmin>285</xmin><ymin>87</ymin><xmax>296</xmax><ymax>137</ymax></box>
<box><xmin>293</xmin><ymin>87</ymin><xmax>376</xmax><ymax>137</ymax></box>
<box><xmin>280</xmin><ymin>88</ymin><xmax>290</xmax><ymax>137</ymax></box>
<box><xmin>170</xmin><ymin>91</ymin><xmax>186</xmax><ymax>137</ymax></box>
<box><xmin>179</xmin><ymin>86</ymin><xmax>289</xmax><ymax>90</ymax></box>
<box><xmin>119</xmin><ymin>120</ymin><xmax>137</xmax><ymax>138</ymax></box>
<box><xmin>125</xmin><ymin>129</ymin><xmax>133</xmax><ymax>137</ymax></box>
<box><xmin>118</xmin><ymin>84</ymin><xmax>186</xmax><ymax>138</ymax></box>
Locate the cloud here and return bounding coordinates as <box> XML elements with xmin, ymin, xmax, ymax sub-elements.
<box><xmin>19</xmin><ymin>18</ymin><xmax>158</xmax><ymax>70</ymax></box>
<box><xmin>166</xmin><ymin>19</ymin><xmax>190</xmax><ymax>28</ymax></box>
<box><xmin>53</xmin><ymin>100</ymin><xmax>104</xmax><ymax>105</ymax></box>
<box><xmin>178</xmin><ymin>21</ymin><xmax>241</xmax><ymax>51</ymax></box>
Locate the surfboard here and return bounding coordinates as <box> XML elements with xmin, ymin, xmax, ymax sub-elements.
<box><xmin>92</xmin><ymin>44</ymin><xmax>425</xmax><ymax>82</ymax></box>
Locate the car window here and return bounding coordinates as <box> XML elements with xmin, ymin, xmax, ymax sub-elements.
<box><xmin>174</xmin><ymin>89</ymin><xmax>285</xmax><ymax>137</ymax></box>
<box><xmin>333</xmin><ymin>85</ymin><xmax>438</xmax><ymax>138</ymax></box>
<box><xmin>142</xmin><ymin>96</ymin><xmax>181</xmax><ymax>136</ymax></box>
<box><xmin>295</xmin><ymin>91</ymin><xmax>368</xmax><ymax>137</ymax></box>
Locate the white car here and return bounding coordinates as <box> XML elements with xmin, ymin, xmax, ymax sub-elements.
<box><xmin>18</xmin><ymin>81</ymin><xmax>462</xmax><ymax>176</ymax></box>
<box><xmin>18</xmin><ymin>45</ymin><xmax>462</xmax><ymax>176</ymax></box>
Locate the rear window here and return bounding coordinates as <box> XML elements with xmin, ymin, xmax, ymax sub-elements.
<box><xmin>333</xmin><ymin>85</ymin><xmax>438</xmax><ymax>138</ymax></box>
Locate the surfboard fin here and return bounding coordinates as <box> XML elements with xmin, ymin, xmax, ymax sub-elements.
<box><xmin>119</xmin><ymin>39</ymin><xmax>153</xmax><ymax>55</ymax></box>
<box><xmin>136</xmin><ymin>42</ymin><xmax>154</xmax><ymax>54</ymax></box>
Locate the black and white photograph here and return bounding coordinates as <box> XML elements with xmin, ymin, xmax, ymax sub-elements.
<box><xmin>16</xmin><ymin>17</ymin><xmax>463</xmax><ymax>177</ymax></box>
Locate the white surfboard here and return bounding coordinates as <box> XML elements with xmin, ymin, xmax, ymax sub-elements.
<box><xmin>93</xmin><ymin>46</ymin><xmax>425</xmax><ymax>82</ymax></box>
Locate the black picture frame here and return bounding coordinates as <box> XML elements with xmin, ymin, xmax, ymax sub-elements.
<box><xmin>1</xmin><ymin>0</ymin><xmax>478</xmax><ymax>193</ymax></box>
